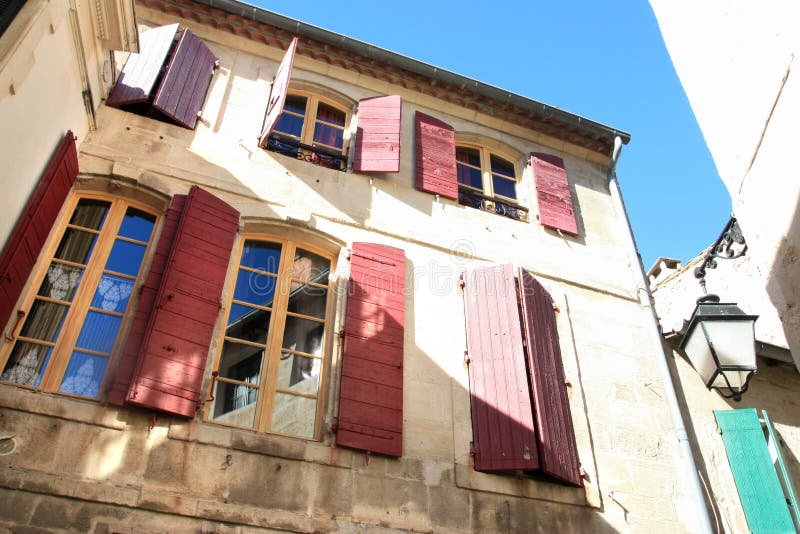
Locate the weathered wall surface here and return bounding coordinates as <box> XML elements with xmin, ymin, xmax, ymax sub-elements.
<box><xmin>0</xmin><ymin>6</ymin><xmax>693</xmax><ymax>533</ymax></box>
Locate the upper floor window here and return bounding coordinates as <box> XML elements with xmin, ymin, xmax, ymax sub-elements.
<box><xmin>206</xmin><ymin>237</ymin><xmax>334</xmax><ymax>440</ymax></box>
<box><xmin>456</xmin><ymin>145</ymin><xmax>527</xmax><ymax>221</ymax></box>
<box><xmin>265</xmin><ymin>92</ymin><xmax>350</xmax><ymax>171</ymax></box>
<box><xmin>0</xmin><ymin>196</ymin><xmax>158</xmax><ymax>398</ymax></box>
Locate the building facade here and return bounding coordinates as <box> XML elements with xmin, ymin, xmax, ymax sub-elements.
<box><xmin>0</xmin><ymin>0</ymin><xmax>701</xmax><ymax>531</ymax></box>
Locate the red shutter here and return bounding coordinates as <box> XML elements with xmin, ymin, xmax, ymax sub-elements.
<box><xmin>337</xmin><ymin>242</ymin><xmax>405</xmax><ymax>457</ymax></box>
<box><xmin>518</xmin><ymin>268</ymin><xmax>582</xmax><ymax>486</ymax></box>
<box><xmin>530</xmin><ymin>153</ymin><xmax>578</xmax><ymax>235</ymax></box>
<box><xmin>353</xmin><ymin>95</ymin><xmax>402</xmax><ymax>173</ymax></box>
<box><xmin>414</xmin><ymin>112</ymin><xmax>458</xmax><ymax>199</ymax></box>
<box><xmin>108</xmin><ymin>194</ymin><xmax>186</xmax><ymax>405</ymax></box>
<box><xmin>125</xmin><ymin>186</ymin><xmax>239</xmax><ymax>417</ymax></box>
<box><xmin>153</xmin><ymin>29</ymin><xmax>217</xmax><ymax>129</ymax></box>
<box><xmin>258</xmin><ymin>36</ymin><xmax>298</xmax><ymax>147</ymax></box>
<box><xmin>462</xmin><ymin>264</ymin><xmax>539</xmax><ymax>472</ymax></box>
<box><xmin>0</xmin><ymin>131</ymin><xmax>78</xmax><ymax>331</ymax></box>
<box><xmin>107</xmin><ymin>24</ymin><xmax>179</xmax><ymax>107</ymax></box>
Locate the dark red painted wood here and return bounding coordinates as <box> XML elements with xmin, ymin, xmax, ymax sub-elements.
<box><xmin>337</xmin><ymin>242</ymin><xmax>404</xmax><ymax>457</ymax></box>
<box><xmin>259</xmin><ymin>36</ymin><xmax>298</xmax><ymax>147</ymax></box>
<box><xmin>530</xmin><ymin>153</ymin><xmax>578</xmax><ymax>236</ymax></box>
<box><xmin>125</xmin><ymin>187</ymin><xmax>239</xmax><ymax>417</ymax></box>
<box><xmin>353</xmin><ymin>95</ymin><xmax>402</xmax><ymax>173</ymax></box>
<box><xmin>153</xmin><ymin>29</ymin><xmax>217</xmax><ymax>129</ymax></box>
<box><xmin>415</xmin><ymin>112</ymin><xmax>458</xmax><ymax>199</ymax></box>
<box><xmin>518</xmin><ymin>268</ymin><xmax>582</xmax><ymax>486</ymax></box>
<box><xmin>107</xmin><ymin>24</ymin><xmax>179</xmax><ymax>107</ymax></box>
<box><xmin>463</xmin><ymin>264</ymin><xmax>539</xmax><ymax>472</ymax></box>
<box><xmin>0</xmin><ymin>131</ymin><xmax>78</xmax><ymax>332</ymax></box>
<box><xmin>109</xmin><ymin>194</ymin><xmax>186</xmax><ymax>406</ymax></box>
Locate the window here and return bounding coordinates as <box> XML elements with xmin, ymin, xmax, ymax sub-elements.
<box><xmin>206</xmin><ymin>237</ymin><xmax>334</xmax><ymax>440</ymax></box>
<box><xmin>456</xmin><ymin>145</ymin><xmax>528</xmax><ymax>221</ymax></box>
<box><xmin>264</xmin><ymin>92</ymin><xmax>350</xmax><ymax>171</ymax></box>
<box><xmin>0</xmin><ymin>196</ymin><xmax>158</xmax><ymax>398</ymax></box>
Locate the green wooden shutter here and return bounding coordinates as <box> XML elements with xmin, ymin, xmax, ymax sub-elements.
<box><xmin>715</xmin><ymin>409</ymin><xmax>795</xmax><ymax>533</ymax></box>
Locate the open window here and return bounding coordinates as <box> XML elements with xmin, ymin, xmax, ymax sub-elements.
<box><xmin>456</xmin><ymin>144</ymin><xmax>528</xmax><ymax>222</ymax></box>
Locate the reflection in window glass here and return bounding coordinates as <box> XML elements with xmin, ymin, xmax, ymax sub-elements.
<box><xmin>240</xmin><ymin>241</ymin><xmax>282</xmax><ymax>273</ymax></box>
<box><xmin>106</xmin><ymin>240</ymin><xmax>146</xmax><ymax>276</ymax></box>
<box><xmin>75</xmin><ymin>312</ymin><xmax>122</xmax><ymax>354</ymax></box>
<box><xmin>92</xmin><ymin>274</ymin><xmax>135</xmax><ymax>312</ymax></box>
<box><xmin>234</xmin><ymin>269</ymin><xmax>277</xmax><ymax>307</ymax></box>
<box><xmin>118</xmin><ymin>209</ymin><xmax>156</xmax><ymax>242</ymax></box>
<box><xmin>59</xmin><ymin>352</ymin><xmax>108</xmax><ymax>397</ymax></box>
<box><xmin>271</xmin><ymin>392</ymin><xmax>316</xmax><ymax>438</ymax></box>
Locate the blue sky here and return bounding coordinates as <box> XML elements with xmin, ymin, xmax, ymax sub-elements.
<box><xmin>257</xmin><ymin>0</ymin><xmax>731</xmax><ymax>269</ymax></box>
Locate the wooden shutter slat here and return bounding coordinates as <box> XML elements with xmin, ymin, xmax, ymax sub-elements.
<box><xmin>530</xmin><ymin>153</ymin><xmax>578</xmax><ymax>236</ymax></box>
<box><xmin>353</xmin><ymin>95</ymin><xmax>402</xmax><ymax>173</ymax></box>
<box><xmin>153</xmin><ymin>29</ymin><xmax>217</xmax><ymax>129</ymax></box>
<box><xmin>463</xmin><ymin>264</ymin><xmax>539</xmax><ymax>472</ymax></box>
<box><xmin>414</xmin><ymin>112</ymin><xmax>458</xmax><ymax>199</ymax></box>
<box><xmin>107</xmin><ymin>24</ymin><xmax>179</xmax><ymax>107</ymax></box>
<box><xmin>125</xmin><ymin>186</ymin><xmax>239</xmax><ymax>417</ymax></box>
<box><xmin>0</xmin><ymin>131</ymin><xmax>78</xmax><ymax>331</ymax></box>
<box><xmin>518</xmin><ymin>269</ymin><xmax>582</xmax><ymax>486</ymax></box>
<box><xmin>337</xmin><ymin>242</ymin><xmax>404</xmax><ymax>457</ymax></box>
<box><xmin>715</xmin><ymin>409</ymin><xmax>795</xmax><ymax>532</ymax></box>
<box><xmin>258</xmin><ymin>36</ymin><xmax>298</xmax><ymax>147</ymax></box>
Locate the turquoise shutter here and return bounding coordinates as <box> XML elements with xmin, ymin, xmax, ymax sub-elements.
<box><xmin>715</xmin><ymin>409</ymin><xmax>795</xmax><ymax>533</ymax></box>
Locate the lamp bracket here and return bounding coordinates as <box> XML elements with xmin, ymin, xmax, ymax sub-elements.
<box><xmin>694</xmin><ymin>216</ymin><xmax>747</xmax><ymax>291</ymax></box>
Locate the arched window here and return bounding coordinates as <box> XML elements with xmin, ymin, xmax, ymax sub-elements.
<box><xmin>264</xmin><ymin>91</ymin><xmax>351</xmax><ymax>171</ymax></box>
<box><xmin>0</xmin><ymin>195</ymin><xmax>160</xmax><ymax>398</ymax></box>
<box><xmin>206</xmin><ymin>236</ymin><xmax>335</xmax><ymax>440</ymax></box>
<box><xmin>455</xmin><ymin>144</ymin><xmax>527</xmax><ymax>221</ymax></box>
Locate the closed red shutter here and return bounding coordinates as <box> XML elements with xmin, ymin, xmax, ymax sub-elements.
<box><xmin>108</xmin><ymin>194</ymin><xmax>186</xmax><ymax>405</ymax></box>
<box><xmin>352</xmin><ymin>95</ymin><xmax>402</xmax><ymax>173</ymax></box>
<box><xmin>0</xmin><ymin>131</ymin><xmax>78</xmax><ymax>331</ymax></box>
<box><xmin>414</xmin><ymin>112</ymin><xmax>458</xmax><ymax>199</ymax></box>
<box><xmin>107</xmin><ymin>24</ymin><xmax>179</xmax><ymax>107</ymax></box>
<box><xmin>463</xmin><ymin>264</ymin><xmax>539</xmax><ymax>472</ymax></box>
<box><xmin>530</xmin><ymin>153</ymin><xmax>578</xmax><ymax>236</ymax></box>
<box><xmin>125</xmin><ymin>186</ymin><xmax>239</xmax><ymax>417</ymax></box>
<box><xmin>518</xmin><ymin>268</ymin><xmax>581</xmax><ymax>486</ymax></box>
<box><xmin>337</xmin><ymin>242</ymin><xmax>405</xmax><ymax>457</ymax></box>
<box><xmin>258</xmin><ymin>36</ymin><xmax>298</xmax><ymax>147</ymax></box>
<box><xmin>153</xmin><ymin>29</ymin><xmax>217</xmax><ymax>129</ymax></box>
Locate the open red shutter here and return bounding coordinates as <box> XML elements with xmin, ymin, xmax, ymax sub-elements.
<box><xmin>414</xmin><ymin>112</ymin><xmax>458</xmax><ymax>199</ymax></box>
<box><xmin>109</xmin><ymin>194</ymin><xmax>186</xmax><ymax>405</ymax></box>
<box><xmin>518</xmin><ymin>268</ymin><xmax>582</xmax><ymax>486</ymax></box>
<box><xmin>153</xmin><ymin>29</ymin><xmax>217</xmax><ymax>129</ymax></box>
<box><xmin>337</xmin><ymin>243</ymin><xmax>405</xmax><ymax>457</ymax></box>
<box><xmin>107</xmin><ymin>24</ymin><xmax>179</xmax><ymax>107</ymax></box>
<box><xmin>0</xmin><ymin>131</ymin><xmax>77</xmax><ymax>331</ymax></box>
<box><xmin>353</xmin><ymin>95</ymin><xmax>402</xmax><ymax>173</ymax></box>
<box><xmin>530</xmin><ymin>153</ymin><xmax>578</xmax><ymax>235</ymax></box>
<box><xmin>125</xmin><ymin>186</ymin><xmax>239</xmax><ymax>417</ymax></box>
<box><xmin>463</xmin><ymin>264</ymin><xmax>539</xmax><ymax>472</ymax></box>
<box><xmin>258</xmin><ymin>36</ymin><xmax>298</xmax><ymax>147</ymax></box>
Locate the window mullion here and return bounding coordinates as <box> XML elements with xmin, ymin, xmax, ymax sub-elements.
<box><xmin>481</xmin><ymin>147</ymin><xmax>494</xmax><ymax>198</ymax></box>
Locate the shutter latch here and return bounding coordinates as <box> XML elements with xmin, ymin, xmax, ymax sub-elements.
<box><xmin>463</xmin><ymin>351</ymin><xmax>470</xmax><ymax>366</ymax></box>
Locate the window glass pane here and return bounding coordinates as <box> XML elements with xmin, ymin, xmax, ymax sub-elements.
<box><xmin>457</xmin><ymin>164</ymin><xmax>483</xmax><ymax>189</ymax></box>
<box><xmin>105</xmin><ymin>240</ymin><xmax>146</xmax><ymax>276</ymax></box>
<box><xmin>274</xmin><ymin>113</ymin><xmax>304</xmax><ymax>138</ymax></box>
<box><xmin>456</xmin><ymin>146</ymin><xmax>481</xmax><ymax>167</ymax></box>
<box><xmin>312</xmin><ymin>123</ymin><xmax>343</xmax><ymax>149</ymax></box>
<box><xmin>59</xmin><ymin>352</ymin><xmax>108</xmax><ymax>398</ymax></box>
<box><xmin>225</xmin><ymin>305</ymin><xmax>270</xmax><ymax>345</ymax></box>
<box><xmin>283</xmin><ymin>94</ymin><xmax>307</xmax><ymax>115</ymax></box>
<box><xmin>54</xmin><ymin>228</ymin><xmax>98</xmax><ymax>265</ymax></box>
<box><xmin>75</xmin><ymin>311</ymin><xmax>121</xmax><ymax>354</ymax></box>
<box><xmin>490</xmin><ymin>154</ymin><xmax>515</xmax><ymax>179</ymax></box>
<box><xmin>234</xmin><ymin>269</ymin><xmax>277</xmax><ymax>307</ymax></box>
<box><xmin>492</xmin><ymin>175</ymin><xmax>517</xmax><ymax>199</ymax></box>
<box><xmin>217</xmin><ymin>341</ymin><xmax>264</xmax><ymax>382</ymax></box>
<box><xmin>1</xmin><ymin>342</ymin><xmax>52</xmax><ymax>387</ymax></box>
<box><xmin>311</xmin><ymin>151</ymin><xmax>345</xmax><ymax>170</ymax></box>
<box><xmin>271</xmin><ymin>392</ymin><xmax>316</xmax><ymax>438</ymax></box>
<box><xmin>20</xmin><ymin>301</ymin><xmax>69</xmax><ymax>342</ymax></box>
<box><xmin>70</xmin><ymin>199</ymin><xmax>110</xmax><ymax>230</ymax></box>
<box><xmin>277</xmin><ymin>352</ymin><xmax>320</xmax><ymax>393</ymax></box>
<box><xmin>209</xmin><ymin>380</ymin><xmax>259</xmax><ymax>428</ymax></box>
<box><xmin>91</xmin><ymin>274</ymin><xmax>135</xmax><ymax>312</ymax></box>
<box><xmin>118</xmin><ymin>208</ymin><xmax>156</xmax><ymax>242</ymax></box>
<box><xmin>240</xmin><ymin>241</ymin><xmax>282</xmax><ymax>273</ymax></box>
<box><xmin>316</xmin><ymin>102</ymin><xmax>346</xmax><ymax>127</ymax></box>
<box><xmin>288</xmin><ymin>285</ymin><xmax>328</xmax><ymax>320</ymax></box>
<box><xmin>282</xmin><ymin>316</ymin><xmax>325</xmax><ymax>357</ymax></box>
<box><xmin>38</xmin><ymin>263</ymin><xmax>83</xmax><ymax>302</ymax></box>
<box><xmin>291</xmin><ymin>249</ymin><xmax>330</xmax><ymax>285</ymax></box>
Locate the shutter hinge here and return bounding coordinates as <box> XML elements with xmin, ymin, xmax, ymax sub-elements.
<box><xmin>579</xmin><ymin>465</ymin><xmax>587</xmax><ymax>478</ymax></box>
<box><xmin>564</xmin><ymin>378</ymin><xmax>572</xmax><ymax>387</ymax></box>
<box><xmin>552</xmin><ymin>301</ymin><xmax>560</xmax><ymax>312</ymax></box>
<box><xmin>338</xmin><ymin>330</ymin><xmax>346</xmax><ymax>339</ymax></box>
<box><xmin>457</xmin><ymin>278</ymin><xmax>465</xmax><ymax>294</ymax></box>
<box><xmin>464</xmin><ymin>351</ymin><xmax>470</xmax><ymax>366</ymax></box>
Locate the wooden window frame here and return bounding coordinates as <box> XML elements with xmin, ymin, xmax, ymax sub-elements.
<box><xmin>456</xmin><ymin>144</ymin><xmax>519</xmax><ymax>203</ymax></box>
<box><xmin>455</xmin><ymin>143</ymin><xmax>528</xmax><ymax>222</ymax></box>
<box><xmin>266</xmin><ymin>90</ymin><xmax>352</xmax><ymax>170</ymax></box>
<box><xmin>0</xmin><ymin>193</ymin><xmax>161</xmax><ymax>399</ymax></box>
<box><xmin>204</xmin><ymin>234</ymin><xmax>338</xmax><ymax>441</ymax></box>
